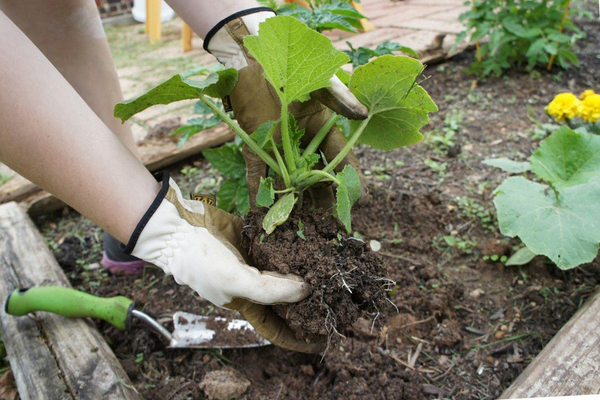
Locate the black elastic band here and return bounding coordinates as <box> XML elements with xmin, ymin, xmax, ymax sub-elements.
<box><xmin>123</xmin><ymin>171</ymin><xmax>170</xmax><ymax>254</ymax></box>
<box><xmin>203</xmin><ymin>7</ymin><xmax>275</xmax><ymax>52</ymax></box>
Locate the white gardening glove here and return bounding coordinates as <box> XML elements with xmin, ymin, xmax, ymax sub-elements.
<box><xmin>124</xmin><ymin>171</ymin><xmax>308</xmax><ymax>307</ymax></box>
<box><xmin>124</xmin><ymin>172</ymin><xmax>324</xmax><ymax>353</ymax></box>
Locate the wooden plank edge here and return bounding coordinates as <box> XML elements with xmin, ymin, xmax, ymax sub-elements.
<box><xmin>0</xmin><ymin>202</ymin><xmax>142</xmax><ymax>400</ymax></box>
<box><xmin>501</xmin><ymin>287</ymin><xmax>600</xmax><ymax>398</ymax></box>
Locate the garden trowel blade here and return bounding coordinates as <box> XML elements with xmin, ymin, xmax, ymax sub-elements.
<box><xmin>169</xmin><ymin>311</ymin><xmax>271</xmax><ymax>349</ymax></box>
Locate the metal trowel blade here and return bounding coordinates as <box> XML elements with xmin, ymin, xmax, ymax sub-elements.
<box><xmin>169</xmin><ymin>311</ymin><xmax>271</xmax><ymax>349</ymax></box>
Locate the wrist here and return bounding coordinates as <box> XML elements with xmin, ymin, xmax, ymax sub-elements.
<box><xmin>204</xmin><ymin>8</ymin><xmax>275</xmax><ymax>70</ymax></box>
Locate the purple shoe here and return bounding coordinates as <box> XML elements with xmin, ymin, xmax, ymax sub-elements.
<box><xmin>101</xmin><ymin>233</ymin><xmax>146</xmax><ymax>276</ymax></box>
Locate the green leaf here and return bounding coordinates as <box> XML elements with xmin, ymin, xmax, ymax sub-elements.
<box><xmin>297</xmin><ymin>219</ymin><xmax>306</xmax><ymax>240</ymax></box>
<box><xmin>263</xmin><ymin>193</ymin><xmax>297</xmax><ymax>234</ymax></box>
<box><xmin>251</xmin><ymin>120</ymin><xmax>278</xmax><ymax>150</ymax></box>
<box><xmin>217</xmin><ymin>178</ymin><xmax>250</xmax><ymax>216</ymax></box>
<box><xmin>244</xmin><ymin>16</ymin><xmax>349</xmax><ymax>104</ymax></box>
<box><xmin>483</xmin><ymin>157</ymin><xmax>531</xmax><ymax>173</ymax></box>
<box><xmin>505</xmin><ymin>247</ymin><xmax>537</xmax><ymax>266</ymax></box>
<box><xmin>531</xmin><ymin>127</ymin><xmax>600</xmax><ymax>189</ymax></box>
<box><xmin>202</xmin><ymin>143</ymin><xmax>245</xmax><ymax>179</ymax></box>
<box><xmin>335</xmin><ymin>165</ymin><xmax>362</xmax><ymax>233</ymax></box>
<box><xmin>501</xmin><ymin>16</ymin><xmax>541</xmax><ymax>39</ymax></box>
<box><xmin>114</xmin><ymin>69</ymin><xmax>238</xmax><ymax>122</ymax></box>
<box><xmin>256</xmin><ymin>177</ymin><xmax>275</xmax><ymax>208</ymax></box>
<box><xmin>494</xmin><ymin>176</ymin><xmax>600</xmax><ymax>269</ymax></box>
<box><xmin>349</xmin><ymin>55</ymin><xmax>438</xmax><ymax>150</ymax></box>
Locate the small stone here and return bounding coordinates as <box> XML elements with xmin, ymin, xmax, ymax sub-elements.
<box><xmin>199</xmin><ymin>368</ymin><xmax>250</xmax><ymax>400</ymax></box>
<box><xmin>369</xmin><ymin>240</ymin><xmax>382</xmax><ymax>252</ymax></box>
<box><xmin>469</xmin><ymin>288</ymin><xmax>485</xmax><ymax>299</ymax></box>
<box><xmin>500</xmin><ymin>325</ymin><xmax>508</xmax><ymax>332</ymax></box>
<box><xmin>495</xmin><ymin>331</ymin><xmax>505</xmax><ymax>340</ymax></box>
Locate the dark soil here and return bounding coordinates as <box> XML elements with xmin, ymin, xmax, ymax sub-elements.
<box><xmin>32</xmin><ymin>8</ymin><xmax>600</xmax><ymax>400</ymax></box>
<box><xmin>242</xmin><ymin>208</ymin><xmax>391</xmax><ymax>344</ymax></box>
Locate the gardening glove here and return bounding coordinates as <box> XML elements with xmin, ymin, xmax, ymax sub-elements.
<box><xmin>204</xmin><ymin>8</ymin><xmax>369</xmax><ymax>209</ymax></box>
<box><xmin>124</xmin><ymin>171</ymin><xmax>324</xmax><ymax>353</ymax></box>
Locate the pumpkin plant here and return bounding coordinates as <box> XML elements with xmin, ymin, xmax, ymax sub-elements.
<box><xmin>115</xmin><ymin>16</ymin><xmax>437</xmax><ymax>235</ymax></box>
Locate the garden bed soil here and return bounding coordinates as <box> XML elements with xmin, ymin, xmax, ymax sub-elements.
<box><xmin>31</xmin><ymin>9</ymin><xmax>600</xmax><ymax>400</ymax></box>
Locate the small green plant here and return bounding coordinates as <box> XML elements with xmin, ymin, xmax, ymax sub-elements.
<box><xmin>457</xmin><ymin>0</ymin><xmax>585</xmax><ymax>77</ymax></box>
<box><xmin>425</xmin><ymin>109</ymin><xmax>464</xmax><ymax>153</ymax></box>
<box><xmin>344</xmin><ymin>40</ymin><xmax>418</xmax><ymax>69</ymax></box>
<box><xmin>115</xmin><ymin>16</ymin><xmax>437</xmax><ymax>235</ymax></box>
<box><xmin>275</xmin><ymin>0</ymin><xmax>366</xmax><ymax>33</ymax></box>
<box><xmin>443</xmin><ymin>235</ymin><xmax>478</xmax><ymax>255</ymax></box>
<box><xmin>490</xmin><ymin>126</ymin><xmax>600</xmax><ymax>269</ymax></box>
<box><xmin>0</xmin><ymin>172</ymin><xmax>12</xmax><ymax>186</ymax></box>
<box><xmin>202</xmin><ymin>140</ymin><xmax>250</xmax><ymax>216</ymax></box>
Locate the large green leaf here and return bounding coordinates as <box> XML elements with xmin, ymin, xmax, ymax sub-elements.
<box><xmin>114</xmin><ymin>69</ymin><xmax>238</xmax><ymax>122</ymax></box>
<box><xmin>483</xmin><ymin>157</ymin><xmax>531</xmax><ymax>173</ymax></box>
<box><xmin>494</xmin><ymin>176</ymin><xmax>600</xmax><ymax>269</ymax></box>
<box><xmin>349</xmin><ymin>55</ymin><xmax>438</xmax><ymax>150</ymax></box>
<box><xmin>244</xmin><ymin>16</ymin><xmax>349</xmax><ymax>104</ymax></box>
<box><xmin>531</xmin><ymin>127</ymin><xmax>600</xmax><ymax>190</ymax></box>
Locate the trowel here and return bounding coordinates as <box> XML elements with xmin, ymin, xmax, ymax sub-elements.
<box><xmin>5</xmin><ymin>286</ymin><xmax>270</xmax><ymax>349</ymax></box>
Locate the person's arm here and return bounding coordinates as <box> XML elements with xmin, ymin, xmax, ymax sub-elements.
<box><xmin>0</xmin><ymin>10</ymin><xmax>159</xmax><ymax>244</ymax></box>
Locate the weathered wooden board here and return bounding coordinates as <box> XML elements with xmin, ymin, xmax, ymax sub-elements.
<box><xmin>0</xmin><ymin>202</ymin><xmax>141</xmax><ymax>400</ymax></box>
<box><xmin>501</xmin><ymin>287</ymin><xmax>600</xmax><ymax>398</ymax></box>
<box><xmin>0</xmin><ymin>124</ymin><xmax>234</xmax><ymax>216</ymax></box>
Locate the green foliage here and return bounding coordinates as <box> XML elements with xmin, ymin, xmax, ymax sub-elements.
<box><xmin>483</xmin><ymin>157</ymin><xmax>531</xmax><ymax>173</ymax></box>
<box><xmin>344</xmin><ymin>40</ymin><xmax>419</xmax><ymax>69</ymax></box>
<box><xmin>116</xmin><ymin>16</ymin><xmax>436</xmax><ymax>234</ymax></box>
<box><xmin>277</xmin><ymin>0</ymin><xmax>365</xmax><ymax>33</ymax></box>
<box><xmin>493</xmin><ymin>127</ymin><xmax>600</xmax><ymax>269</ymax></box>
<box><xmin>172</xmin><ymin>100</ymin><xmax>222</xmax><ymax>147</ymax></box>
<box><xmin>202</xmin><ymin>142</ymin><xmax>250</xmax><ymax>216</ymax></box>
<box><xmin>0</xmin><ymin>172</ymin><xmax>12</xmax><ymax>186</ymax></box>
<box><xmin>457</xmin><ymin>0</ymin><xmax>584</xmax><ymax>77</ymax></box>
<box><xmin>349</xmin><ymin>55</ymin><xmax>438</xmax><ymax>150</ymax></box>
<box><xmin>244</xmin><ymin>16</ymin><xmax>348</xmax><ymax>104</ymax></box>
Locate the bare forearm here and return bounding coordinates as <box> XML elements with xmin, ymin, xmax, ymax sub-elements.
<box><xmin>166</xmin><ymin>0</ymin><xmax>260</xmax><ymax>37</ymax></box>
<box><xmin>0</xmin><ymin>11</ymin><xmax>159</xmax><ymax>243</ymax></box>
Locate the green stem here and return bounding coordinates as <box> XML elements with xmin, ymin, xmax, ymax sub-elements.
<box><xmin>302</xmin><ymin>114</ymin><xmax>339</xmax><ymax>159</ymax></box>
<box><xmin>271</xmin><ymin>137</ymin><xmax>291</xmax><ymax>187</ymax></box>
<box><xmin>274</xmin><ymin>188</ymin><xmax>294</xmax><ymax>194</ymax></box>
<box><xmin>200</xmin><ymin>97</ymin><xmax>282</xmax><ymax>176</ymax></box>
<box><xmin>280</xmin><ymin>103</ymin><xmax>296</xmax><ymax>173</ymax></box>
<box><xmin>297</xmin><ymin>170</ymin><xmax>340</xmax><ymax>188</ymax></box>
<box><xmin>323</xmin><ymin>116</ymin><xmax>371</xmax><ymax>174</ymax></box>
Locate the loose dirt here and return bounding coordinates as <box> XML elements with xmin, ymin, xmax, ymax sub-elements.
<box><xmin>34</xmin><ymin>8</ymin><xmax>600</xmax><ymax>400</ymax></box>
<box><xmin>243</xmin><ymin>208</ymin><xmax>391</xmax><ymax>344</ymax></box>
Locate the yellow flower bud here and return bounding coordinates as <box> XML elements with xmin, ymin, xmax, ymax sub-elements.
<box><xmin>547</xmin><ymin>93</ymin><xmax>580</xmax><ymax>122</ymax></box>
<box><xmin>579</xmin><ymin>94</ymin><xmax>600</xmax><ymax>123</ymax></box>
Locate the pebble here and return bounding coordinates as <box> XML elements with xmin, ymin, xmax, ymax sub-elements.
<box><xmin>469</xmin><ymin>288</ymin><xmax>485</xmax><ymax>299</ymax></box>
<box><xmin>495</xmin><ymin>331</ymin><xmax>505</xmax><ymax>340</ymax></box>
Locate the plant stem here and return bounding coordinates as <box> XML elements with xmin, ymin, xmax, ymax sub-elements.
<box><xmin>200</xmin><ymin>97</ymin><xmax>282</xmax><ymax>176</ymax></box>
<box><xmin>280</xmin><ymin>103</ymin><xmax>296</xmax><ymax>173</ymax></box>
<box><xmin>298</xmin><ymin>170</ymin><xmax>340</xmax><ymax>187</ymax></box>
<box><xmin>271</xmin><ymin>137</ymin><xmax>291</xmax><ymax>187</ymax></box>
<box><xmin>323</xmin><ymin>117</ymin><xmax>371</xmax><ymax>174</ymax></box>
<box><xmin>302</xmin><ymin>114</ymin><xmax>339</xmax><ymax>159</ymax></box>
<box><xmin>547</xmin><ymin>0</ymin><xmax>571</xmax><ymax>71</ymax></box>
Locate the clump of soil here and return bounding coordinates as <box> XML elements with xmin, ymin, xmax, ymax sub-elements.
<box><xmin>242</xmin><ymin>207</ymin><xmax>392</xmax><ymax>343</ymax></box>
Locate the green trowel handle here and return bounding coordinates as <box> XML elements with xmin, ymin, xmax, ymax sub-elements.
<box><xmin>5</xmin><ymin>287</ymin><xmax>135</xmax><ymax>330</ymax></box>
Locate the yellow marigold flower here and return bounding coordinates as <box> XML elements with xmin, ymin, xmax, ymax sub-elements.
<box><xmin>580</xmin><ymin>90</ymin><xmax>595</xmax><ymax>100</ymax></box>
<box><xmin>547</xmin><ymin>93</ymin><xmax>580</xmax><ymax>122</ymax></box>
<box><xmin>579</xmin><ymin>94</ymin><xmax>600</xmax><ymax>123</ymax></box>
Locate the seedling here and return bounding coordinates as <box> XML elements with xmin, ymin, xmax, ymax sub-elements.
<box><xmin>115</xmin><ymin>16</ymin><xmax>437</xmax><ymax>234</ymax></box>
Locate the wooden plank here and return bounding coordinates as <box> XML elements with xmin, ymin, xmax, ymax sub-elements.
<box><xmin>147</xmin><ymin>0</ymin><xmax>161</xmax><ymax>44</ymax></box>
<box><xmin>0</xmin><ymin>202</ymin><xmax>142</xmax><ymax>400</ymax></box>
<box><xmin>501</xmin><ymin>288</ymin><xmax>600</xmax><ymax>398</ymax></box>
<box><xmin>182</xmin><ymin>22</ymin><xmax>193</xmax><ymax>53</ymax></box>
<box><xmin>0</xmin><ymin>124</ymin><xmax>234</xmax><ymax>216</ymax></box>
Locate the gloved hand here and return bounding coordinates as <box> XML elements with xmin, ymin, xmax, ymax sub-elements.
<box><xmin>204</xmin><ymin>8</ymin><xmax>369</xmax><ymax>208</ymax></box>
<box><xmin>125</xmin><ymin>172</ymin><xmax>324</xmax><ymax>353</ymax></box>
